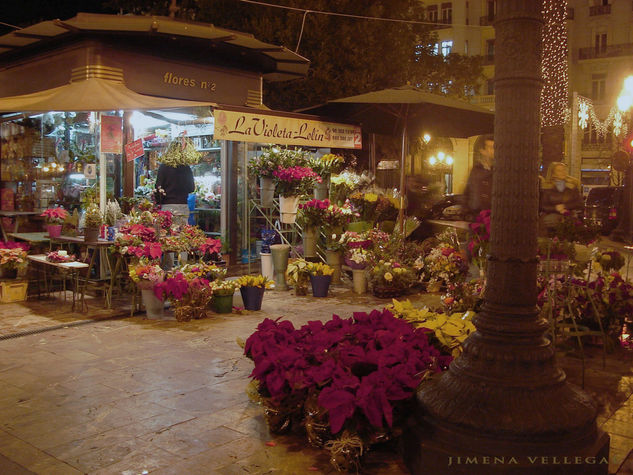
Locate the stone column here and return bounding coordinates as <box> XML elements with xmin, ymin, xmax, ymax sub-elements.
<box><xmin>403</xmin><ymin>1</ymin><xmax>609</xmax><ymax>473</ymax></box>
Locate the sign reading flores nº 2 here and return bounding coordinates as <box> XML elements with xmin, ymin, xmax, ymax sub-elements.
<box><xmin>213</xmin><ymin>109</ymin><xmax>362</xmax><ymax>149</ymax></box>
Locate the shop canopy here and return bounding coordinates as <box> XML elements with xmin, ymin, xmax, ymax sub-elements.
<box><xmin>0</xmin><ymin>76</ymin><xmax>214</xmax><ymax>113</ymax></box>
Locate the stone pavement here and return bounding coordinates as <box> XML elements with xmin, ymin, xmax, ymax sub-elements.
<box><xmin>0</xmin><ymin>286</ymin><xmax>631</xmax><ymax>474</ymax></box>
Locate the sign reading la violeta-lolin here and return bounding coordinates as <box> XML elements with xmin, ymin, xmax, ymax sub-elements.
<box><xmin>213</xmin><ymin>108</ymin><xmax>362</xmax><ymax>149</ymax></box>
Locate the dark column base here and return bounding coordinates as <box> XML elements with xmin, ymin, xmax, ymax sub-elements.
<box><xmin>403</xmin><ymin>418</ymin><xmax>609</xmax><ymax>475</ymax></box>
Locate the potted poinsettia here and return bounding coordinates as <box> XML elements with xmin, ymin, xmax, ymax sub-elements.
<box><xmin>40</xmin><ymin>207</ymin><xmax>69</xmax><ymax>238</ymax></box>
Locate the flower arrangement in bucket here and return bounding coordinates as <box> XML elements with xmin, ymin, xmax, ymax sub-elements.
<box><xmin>307</xmin><ymin>262</ymin><xmax>334</xmax><ymax>297</ymax></box>
<box><xmin>153</xmin><ymin>271</ymin><xmax>213</xmax><ymax>321</ymax></box>
<box><xmin>298</xmin><ymin>199</ymin><xmax>330</xmax><ymax>228</ymax></box>
<box><xmin>369</xmin><ymin>260</ymin><xmax>416</xmax><ymax>298</ymax></box>
<box><xmin>244</xmin><ymin>309</ymin><xmax>452</xmax><ymax>471</ymax></box>
<box><xmin>249</xmin><ymin>146</ymin><xmax>309</xmax><ymax>180</ymax></box>
<box><xmin>128</xmin><ymin>259</ymin><xmax>165</xmax><ymax>290</ymax></box>
<box><xmin>344</xmin><ymin>247</ymin><xmax>370</xmax><ymax>270</ymax></box>
<box><xmin>236</xmin><ymin>274</ymin><xmax>273</xmax><ymax>311</ymax></box>
<box><xmin>0</xmin><ymin>242</ymin><xmax>29</xmax><ymax>279</ymax></box>
<box><xmin>418</xmin><ymin>242</ymin><xmax>469</xmax><ymax>291</ymax></box>
<box><xmin>309</xmin><ymin>153</ymin><xmax>344</xmax><ymax>179</ymax></box>
<box><xmin>210</xmin><ymin>279</ymin><xmax>239</xmax><ymax>314</ymax></box>
<box><xmin>273</xmin><ymin>166</ymin><xmax>322</xmax><ymax>197</ymax></box>
<box><xmin>41</xmin><ymin>207</ymin><xmax>69</xmax><ymax>238</ymax></box>
<box><xmin>592</xmin><ymin>248</ymin><xmax>625</xmax><ymax>274</ymax></box>
<box><xmin>104</xmin><ymin>200</ymin><xmax>123</xmax><ymax>241</ymax></box>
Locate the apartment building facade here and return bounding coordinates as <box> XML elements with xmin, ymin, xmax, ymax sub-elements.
<box><xmin>423</xmin><ymin>0</ymin><xmax>633</xmax><ymax>188</ymax></box>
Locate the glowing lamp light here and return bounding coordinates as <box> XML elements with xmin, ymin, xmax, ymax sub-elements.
<box><xmin>618</xmin><ymin>94</ymin><xmax>633</xmax><ymax>112</ymax></box>
<box><xmin>624</xmin><ymin>76</ymin><xmax>633</xmax><ymax>93</ymax></box>
<box><xmin>423</xmin><ymin>133</ymin><xmax>431</xmax><ymax>143</ymax></box>
<box><xmin>437</xmin><ymin>151</ymin><xmax>445</xmax><ymax>161</ymax></box>
<box><xmin>446</xmin><ymin>155</ymin><xmax>454</xmax><ymax>165</ymax></box>
<box><xmin>43</xmin><ymin>167</ymin><xmax>49</xmax><ymax>172</ymax></box>
<box><xmin>429</xmin><ymin>156</ymin><xmax>437</xmax><ymax>166</ymax></box>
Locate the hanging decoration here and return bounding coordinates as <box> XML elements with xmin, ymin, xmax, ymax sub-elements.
<box><xmin>541</xmin><ymin>0</ymin><xmax>569</xmax><ymax>128</ymax></box>
<box><xmin>576</xmin><ymin>96</ymin><xmax>628</xmax><ymax>139</ymax></box>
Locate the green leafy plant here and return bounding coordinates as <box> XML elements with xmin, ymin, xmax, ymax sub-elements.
<box><xmin>159</xmin><ymin>137</ymin><xmax>201</xmax><ymax>167</ymax></box>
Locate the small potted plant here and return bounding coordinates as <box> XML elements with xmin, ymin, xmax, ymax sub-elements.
<box><xmin>345</xmin><ymin>248</ymin><xmax>371</xmax><ymax>294</ymax></box>
<box><xmin>307</xmin><ymin>262</ymin><xmax>334</xmax><ymax>297</ymax></box>
<box><xmin>210</xmin><ymin>279</ymin><xmax>239</xmax><ymax>314</ymax></box>
<box><xmin>104</xmin><ymin>200</ymin><xmax>123</xmax><ymax>241</ymax></box>
<box><xmin>286</xmin><ymin>258</ymin><xmax>311</xmax><ymax>296</ymax></box>
<box><xmin>369</xmin><ymin>260</ymin><xmax>416</xmax><ymax>298</ymax></box>
<box><xmin>273</xmin><ymin>165</ymin><xmax>322</xmax><ymax>223</ymax></box>
<box><xmin>83</xmin><ymin>203</ymin><xmax>103</xmax><ymax>242</ymax></box>
<box><xmin>0</xmin><ymin>243</ymin><xmax>29</xmax><ymax>279</ymax></box>
<box><xmin>236</xmin><ymin>274</ymin><xmax>273</xmax><ymax>310</ymax></box>
<box><xmin>128</xmin><ymin>259</ymin><xmax>165</xmax><ymax>318</ymax></box>
<box><xmin>40</xmin><ymin>207</ymin><xmax>69</xmax><ymax>238</ymax></box>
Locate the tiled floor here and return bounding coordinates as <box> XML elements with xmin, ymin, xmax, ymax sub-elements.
<box><xmin>0</xmin><ymin>286</ymin><xmax>631</xmax><ymax>474</ymax></box>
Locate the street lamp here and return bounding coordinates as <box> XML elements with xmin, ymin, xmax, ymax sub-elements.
<box><xmin>609</xmin><ymin>75</ymin><xmax>633</xmax><ymax>243</ymax></box>
<box><xmin>428</xmin><ymin>151</ymin><xmax>454</xmax><ymax>193</ymax></box>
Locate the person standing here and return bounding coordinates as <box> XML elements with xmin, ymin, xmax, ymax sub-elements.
<box><xmin>154</xmin><ymin>162</ymin><xmax>194</xmax><ymax>227</ymax></box>
<box><xmin>463</xmin><ymin>134</ymin><xmax>494</xmax><ymax>220</ymax></box>
<box><xmin>539</xmin><ymin>161</ymin><xmax>583</xmax><ymax>235</ymax></box>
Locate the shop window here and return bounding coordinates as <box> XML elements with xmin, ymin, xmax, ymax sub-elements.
<box><xmin>440</xmin><ymin>40</ymin><xmax>453</xmax><ymax>56</ymax></box>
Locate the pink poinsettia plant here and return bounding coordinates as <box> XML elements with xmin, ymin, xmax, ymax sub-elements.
<box><xmin>245</xmin><ymin>309</ymin><xmax>451</xmax><ymax>436</ymax></box>
<box><xmin>112</xmin><ymin>223</ymin><xmax>162</xmax><ymax>260</ymax></box>
<box><xmin>273</xmin><ymin>165</ymin><xmax>321</xmax><ymax>197</ymax></box>
<box><xmin>40</xmin><ymin>207</ymin><xmax>69</xmax><ymax>225</ymax></box>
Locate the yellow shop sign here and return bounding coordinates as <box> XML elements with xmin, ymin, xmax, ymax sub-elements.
<box><xmin>213</xmin><ymin>109</ymin><xmax>362</xmax><ymax>149</ymax></box>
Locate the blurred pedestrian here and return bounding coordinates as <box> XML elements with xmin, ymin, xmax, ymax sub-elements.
<box><xmin>463</xmin><ymin>134</ymin><xmax>494</xmax><ymax>221</ymax></box>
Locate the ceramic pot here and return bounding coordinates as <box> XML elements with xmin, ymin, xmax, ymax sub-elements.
<box><xmin>240</xmin><ymin>286</ymin><xmax>265</xmax><ymax>311</ymax></box>
<box><xmin>212</xmin><ymin>293</ymin><xmax>234</xmax><ymax>314</ymax></box>
<box><xmin>47</xmin><ymin>224</ymin><xmax>62</xmax><ymax>238</ymax></box>
<box><xmin>313</xmin><ymin>181</ymin><xmax>329</xmax><ymax>201</ymax></box>
<box><xmin>303</xmin><ymin>226</ymin><xmax>318</xmax><ymax>258</ymax></box>
<box><xmin>279</xmin><ymin>195</ymin><xmax>300</xmax><ymax>224</ymax></box>
<box><xmin>352</xmin><ymin>269</ymin><xmax>367</xmax><ymax>294</ymax></box>
<box><xmin>260</xmin><ymin>252</ymin><xmax>274</xmax><ymax>280</ymax></box>
<box><xmin>325</xmin><ymin>249</ymin><xmax>342</xmax><ymax>284</ymax></box>
<box><xmin>270</xmin><ymin>244</ymin><xmax>290</xmax><ymax>290</ymax></box>
<box><xmin>84</xmin><ymin>226</ymin><xmax>99</xmax><ymax>242</ymax></box>
<box><xmin>310</xmin><ymin>274</ymin><xmax>331</xmax><ymax>297</ymax></box>
<box><xmin>260</xmin><ymin>177</ymin><xmax>275</xmax><ymax>208</ymax></box>
<box><xmin>141</xmin><ymin>288</ymin><xmax>164</xmax><ymax>319</ymax></box>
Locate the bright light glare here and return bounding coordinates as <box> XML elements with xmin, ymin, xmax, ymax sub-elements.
<box><xmin>42</xmin><ymin>167</ymin><xmax>49</xmax><ymax>172</ymax></box>
<box><xmin>437</xmin><ymin>151</ymin><xmax>445</xmax><ymax>161</ymax></box>
<box><xmin>423</xmin><ymin>133</ymin><xmax>431</xmax><ymax>143</ymax></box>
<box><xmin>624</xmin><ymin>76</ymin><xmax>633</xmax><ymax>93</ymax></box>
<box><xmin>446</xmin><ymin>156</ymin><xmax>454</xmax><ymax>165</ymax></box>
<box><xmin>617</xmin><ymin>94</ymin><xmax>633</xmax><ymax>112</ymax></box>
<box><xmin>69</xmin><ymin>173</ymin><xmax>85</xmax><ymax>180</ymax></box>
<box><xmin>429</xmin><ymin>156</ymin><xmax>437</xmax><ymax>166</ymax></box>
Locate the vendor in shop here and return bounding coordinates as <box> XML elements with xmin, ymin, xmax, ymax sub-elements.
<box><xmin>154</xmin><ymin>162</ymin><xmax>195</xmax><ymax>227</ymax></box>
<box><xmin>539</xmin><ymin>161</ymin><xmax>583</xmax><ymax>235</ymax></box>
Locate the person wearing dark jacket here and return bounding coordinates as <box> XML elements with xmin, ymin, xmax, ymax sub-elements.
<box><xmin>464</xmin><ymin>134</ymin><xmax>494</xmax><ymax>220</ymax></box>
<box><xmin>539</xmin><ymin>161</ymin><xmax>583</xmax><ymax>235</ymax></box>
<box><xmin>155</xmin><ymin>163</ymin><xmax>195</xmax><ymax>227</ymax></box>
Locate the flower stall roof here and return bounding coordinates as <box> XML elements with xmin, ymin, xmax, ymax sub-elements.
<box><xmin>0</xmin><ymin>13</ymin><xmax>310</xmax><ymax>83</ymax></box>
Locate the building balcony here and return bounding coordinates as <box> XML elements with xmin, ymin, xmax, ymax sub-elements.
<box><xmin>589</xmin><ymin>4</ymin><xmax>611</xmax><ymax>16</ymax></box>
<box><xmin>470</xmin><ymin>94</ymin><xmax>496</xmax><ymax>111</ymax></box>
<box><xmin>578</xmin><ymin>43</ymin><xmax>633</xmax><ymax>60</ymax></box>
<box><xmin>429</xmin><ymin>18</ymin><xmax>453</xmax><ymax>29</ymax></box>
<box><xmin>479</xmin><ymin>15</ymin><xmax>495</xmax><ymax>26</ymax></box>
<box><xmin>581</xmin><ymin>142</ymin><xmax>614</xmax><ymax>152</ymax></box>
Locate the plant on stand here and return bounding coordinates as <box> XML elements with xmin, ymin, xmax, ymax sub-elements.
<box><xmin>273</xmin><ymin>165</ymin><xmax>321</xmax><ymax>224</ymax></box>
<box><xmin>309</xmin><ymin>153</ymin><xmax>344</xmax><ymax>200</ymax></box>
<box><xmin>0</xmin><ymin>243</ymin><xmax>28</xmax><ymax>279</ymax></box>
<box><xmin>249</xmin><ymin>147</ymin><xmax>310</xmax><ymax>207</ymax></box>
<box><xmin>418</xmin><ymin>242</ymin><xmax>469</xmax><ymax>292</ymax></box>
<box><xmin>83</xmin><ymin>203</ymin><xmax>103</xmax><ymax>242</ymax></box>
<box><xmin>40</xmin><ymin>207</ymin><xmax>69</xmax><ymax>238</ymax></box>
<box><xmin>345</xmin><ymin>248</ymin><xmax>371</xmax><ymax>294</ymax></box>
<box><xmin>298</xmin><ymin>199</ymin><xmax>329</xmax><ymax>258</ymax></box>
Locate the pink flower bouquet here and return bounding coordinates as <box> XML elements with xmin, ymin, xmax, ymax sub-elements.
<box><xmin>40</xmin><ymin>207</ymin><xmax>69</xmax><ymax>225</ymax></box>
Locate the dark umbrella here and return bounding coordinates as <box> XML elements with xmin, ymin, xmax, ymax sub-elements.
<box><xmin>300</xmin><ymin>85</ymin><xmax>494</xmax><ymax>228</ymax></box>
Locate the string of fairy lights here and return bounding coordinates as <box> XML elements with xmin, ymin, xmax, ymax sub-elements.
<box><xmin>577</xmin><ymin>96</ymin><xmax>628</xmax><ymax>138</ymax></box>
<box><xmin>541</xmin><ymin>0</ymin><xmax>569</xmax><ymax>128</ymax></box>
